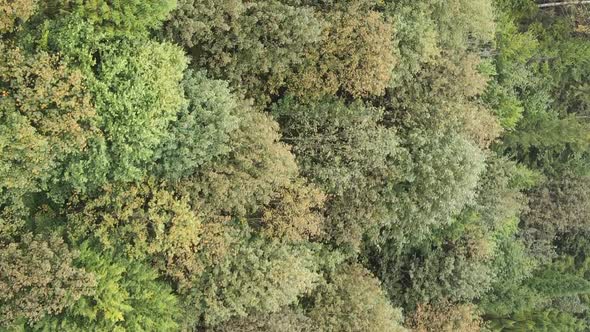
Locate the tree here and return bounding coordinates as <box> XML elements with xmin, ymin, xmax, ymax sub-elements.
<box><xmin>66</xmin><ymin>178</ymin><xmax>202</xmax><ymax>286</ymax></box>
<box><xmin>272</xmin><ymin>97</ymin><xmax>403</xmax><ymax>249</ymax></box>
<box><xmin>165</xmin><ymin>0</ymin><xmax>323</xmax><ymax>105</ymax></box>
<box><xmin>368</xmin><ymin>156</ymin><xmax>528</xmax><ymax>310</ymax></box>
<box><xmin>288</xmin><ymin>2</ymin><xmax>396</xmax><ymax>99</ymax></box>
<box><xmin>389</xmin><ymin>128</ymin><xmax>485</xmax><ymax>244</ymax></box>
<box><xmin>0</xmin><ymin>233</ymin><xmax>95</xmax><ymax>327</ymax></box>
<box><xmin>259</xmin><ymin>179</ymin><xmax>326</xmax><ymax>243</ymax></box>
<box><xmin>489</xmin><ymin>309</ymin><xmax>586</xmax><ymax>331</ymax></box>
<box><xmin>406</xmin><ymin>300</ymin><xmax>484</xmax><ymax>332</ymax></box>
<box><xmin>18</xmin><ymin>16</ymin><xmax>189</xmax><ymax>195</ymax></box>
<box><xmin>172</xmin><ymin>97</ymin><xmax>299</xmax><ymax>219</ymax></box>
<box><xmin>381</xmin><ymin>0</ymin><xmax>495</xmax><ymax>87</ymax></box>
<box><xmin>214</xmin><ymin>308</ymin><xmax>313</xmax><ymax>332</ymax></box>
<box><xmin>524</xmin><ymin>172</ymin><xmax>590</xmax><ymax>235</ymax></box>
<box><xmin>40</xmin><ymin>0</ymin><xmax>175</xmax><ymax>36</ymax></box>
<box><xmin>308</xmin><ymin>263</ymin><xmax>406</xmax><ymax>332</ymax></box>
<box><xmin>0</xmin><ymin>0</ymin><xmax>37</xmax><ymax>33</ymax></box>
<box><xmin>79</xmin><ymin>39</ymin><xmax>187</xmax><ymax>188</ymax></box>
<box><xmin>153</xmin><ymin>70</ymin><xmax>240</xmax><ymax>180</ymax></box>
<box><xmin>33</xmin><ymin>244</ymin><xmax>181</xmax><ymax>331</ymax></box>
<box><xmin>166</xmin><ymin>0</ymin><xmax>396</xmax><ymax>104</ymax></box>
<box><xmin>184</xmin><ymin>223</ymin><xmax>321</xmax><ymax>328</ymax></box>
<box><xmin>0</xmin><ymin>41</ymin><xmax>97</xmax><ymax>230</ymax></box>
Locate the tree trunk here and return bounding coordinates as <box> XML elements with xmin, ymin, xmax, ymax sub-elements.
<box><xmin>538</xmin><ymin>1</ymin><xmax>590</xmax><ymax>8</ymax></box>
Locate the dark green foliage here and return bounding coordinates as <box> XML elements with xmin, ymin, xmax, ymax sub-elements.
<box><xmin>524</xmin><ymin>173</ymin><xmax>590</xmax><ymax>239</ymax></box>
<box><xmin>489</xmin><ymin>309</ymin><xmax>586</xmax><ymax>332</ymax></box>
<box><xmin>166</xmin><ymin>0</ymin><xmax>324</xmax><ymax>105</ymax></box>
<box><xmin>214</xmin><ymin>308</ymin><xmax>313</xmax><ymax>332</ymax></box>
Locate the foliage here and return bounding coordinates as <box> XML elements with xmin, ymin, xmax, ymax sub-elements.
<box><xmin>0</xmin><ymin>233</ymin><xmax>95</xmax><ymax>327</ymax></box>
<box><xmin>66</xmin><ymin>178</ymin><xmax>202</xmax><ymax>284</ymax></box>
<box><xmin>2</xmin><ymin>0</ymin><xmax>590</xmax><ymax>331</ymax></box>
<box><xmin>33</xmin><ymin>244</ymin><xmax>181</xmax><ymax>331</ymax></box>
<box><xmin>184</xmin><ymin>224</ymin><xmax>321</xmax><ymax>327</ymax></box>
<box><xmin>308</xmin><ymin>263</ymin><xmax>406</xmax><ymax>332</ymax></box>
<box><xmin>273</xmin><ymin>97</ymin><xmax>403</xmax><ymax>248</ymax></box>
<box><xmin>407</xmin><ymin>300</ymin><xmax>484</xmax><ymax>332</ymax></box>
<box><xmin>40</xmin><ymin>0</ymin><xmax>175</xmax><ymax>36</ymax></box>
<box><xmin>0</xmin><ymin>0</ymin><xmax>37</xmax><ymax>33</ymax></box>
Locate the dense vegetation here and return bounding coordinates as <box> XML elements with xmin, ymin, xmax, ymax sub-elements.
<box><xmin>1</xmin><ymin>0</ymin><xmax>589</xmax><ymax>330</ymax></box>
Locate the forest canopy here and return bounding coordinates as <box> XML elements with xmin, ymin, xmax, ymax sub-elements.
<box><xmin>1</xmin><ymin>0</ymin><xmax>590</xmax><ymax>331</ymax></box>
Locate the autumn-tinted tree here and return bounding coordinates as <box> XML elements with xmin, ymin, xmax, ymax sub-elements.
<box><xmin>0</xmin><ymin>0</ymin><xmax>37</xmax><ymax>33</ymax></box>
<box><xmin>0</xmin><ymin>233</ymin><xmax>95</xmax><ymax>328</ymax></box>
<box><xmin>66</xmin><ymin>178</ymin><xmax>202</xmax><ymax>285</ymax></box>
<box><xmin>288</xmin><ymin>2</ymin><xmax>396</xmax><ymax>99</ymax></box>
<box><xmin>308</xmin><ymin>263</ymin><xmax>406</xmax><ymax>332</ymax></box>
<box><xmin>407</xmin><ymin>300</ymin><xmax>484</xmax><ymax>332</ymax></box>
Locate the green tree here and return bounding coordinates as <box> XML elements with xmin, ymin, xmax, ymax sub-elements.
<box><xmin>18</xmin><ymin>16</ymin><xmax>188</xmax><ymax>194</ymax></box>
<box><xmin>184</xmin><ymin>223</ymin><xmax>320</xmax><ymax>328</ymax></box>
<box><xmin>166</xmin><ymin>0</ymin><xmax>324</xmax><ymax>105</ymax></box>
<box><xmin>34</xmin><ymin>244</ymin><xmax>180</xmax><ymax>331</ymax></box>
<box><xmin>273</xmin><ymin>97</ymin><xmax>403</xmax><ymax>249</ymax></box>
<box><xmin>489</xmin><ymin>309</ymin><xmax>586</xmax><ymax>332</ymax></box>
<box><xmin>153</xmin><ymin>70</ymin><xmax>240</xmax><ymax>180</ymax></box>
<box><xmin>40</xmin><ymin>0</ymin><xmax>175</xmax><ymax>36</ymax></box>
